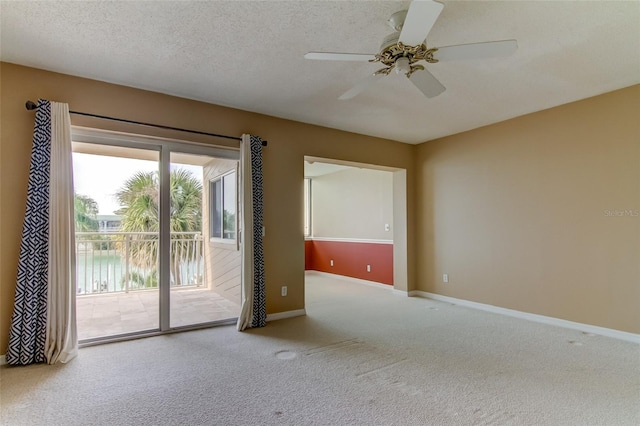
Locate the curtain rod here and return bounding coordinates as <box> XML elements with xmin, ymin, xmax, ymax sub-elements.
<box><xmin>24</xmin><ymin>100</ymin><xmax>267</xmax><ymax>146</ymax></box>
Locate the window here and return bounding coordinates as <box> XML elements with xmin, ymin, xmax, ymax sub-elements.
<box><xmin>210</xmin><ymin>171</ymin><xmax>236</xmax><ymax>241</ymax></box>
<box><xmin>304</xmin><ymin>178</ymin><xmax>311</xmax><ymax>237</ymax></box>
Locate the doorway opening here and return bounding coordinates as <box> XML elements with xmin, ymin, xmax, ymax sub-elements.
<box><xmin>303</xmin><ymin>156</ymin><xmax>408</xmax><ymax>308</ymax></box>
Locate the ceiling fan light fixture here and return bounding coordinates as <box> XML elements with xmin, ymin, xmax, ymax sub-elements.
<box><xmin>395</xmin><ymin>57</ymin><xmax>411</xmax><ymax>75</ymax></box>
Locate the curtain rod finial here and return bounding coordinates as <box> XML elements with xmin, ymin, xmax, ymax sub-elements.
<box><xmin>25</xmin><ymin>100</ymin><xmax>37</xmax><ymax>110</ymax></box>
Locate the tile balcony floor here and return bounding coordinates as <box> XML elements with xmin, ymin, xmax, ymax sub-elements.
<box><xmin>76</xmin><ymin>287</ymin><xmax>241</xmax><ymax>340</ymax></box>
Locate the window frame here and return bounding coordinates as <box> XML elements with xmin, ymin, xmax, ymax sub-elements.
<box><xmin>304</xmin><ymin>177</ymin><xmax>311</xmax><ymax>237</ymax></box>
<box><xmin>209</xmin><ymin>170</ymin><xmax>237</xmax><ymax>245</ymax></box>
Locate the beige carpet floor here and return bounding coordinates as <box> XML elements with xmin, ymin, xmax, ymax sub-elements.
<box><xmin>1</xmin><ymin>272</ymin><xmax>639</xmax><ymax>425</ymax></box>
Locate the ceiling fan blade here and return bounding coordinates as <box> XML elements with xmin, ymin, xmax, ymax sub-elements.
<box><xmin>408</xmin><ymin>68</ymin><xmax>445</xmax><ymax>98</ymax></box>
<box><xmin>399</xmin><ymin>0</ymin><xmax>444</xmax><ymax>46</ymax></box>
<box><xmin>339</xmin><ymin>73</ymin><xmax>385</xmax><ymax>100</ymax></box>
<box><xmin>304</xmin><ymin>52</ymin><xmax>376</xmax><ymax>61</ymax></box>
<box><xmin>435</xmin><ymin>40</ymin><xmax>518</xmax><ymax>61</ymax></box>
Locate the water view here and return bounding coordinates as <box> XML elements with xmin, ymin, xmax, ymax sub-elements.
<box><xmin>76</xmin><ymin>232</ymin><xmax>204</xmax><ymax>294</ymax></box>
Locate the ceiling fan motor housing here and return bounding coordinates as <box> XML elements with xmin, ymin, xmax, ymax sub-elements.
<box><xmin>380</xmin><ymin>32</ymin><xmax>402</xmax><ymax>53</ymax></box>
<box><xmin>375</xmin><ymin>31</ymin><xmax>438</xmax><ymax>70</ymax></box>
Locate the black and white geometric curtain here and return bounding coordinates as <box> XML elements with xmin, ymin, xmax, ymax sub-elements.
<box><xmin>237</xmin><ymin>134</ymin><xmax>266</xmax><ymax>331</ymax></box>
<box><xmin>7</xmin><ymin>99</ymin><xmax>77</xmax><ymax>365</ymax></box>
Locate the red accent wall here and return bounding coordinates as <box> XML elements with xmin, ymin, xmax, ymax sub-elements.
<box><xmin>305</xmin><ymin>240</ymin><xmax>393</xmax><ymax>285</ymax></box>
<box><xmin>304</xmin><ymin>240</ymin><xmax>313</xmax><ymax>270</ymax></box>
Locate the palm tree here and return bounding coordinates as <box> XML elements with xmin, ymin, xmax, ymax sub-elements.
<box><xmin>116</xmin><ymin>171</ymin><xmax>159</xmax><ymax>233</ymax></box>
<box><xmin>115</xmin><ymin>169</ymin><xmax>202</xmax><ymax>286</ymax></box>
<box><xmin>170</xmin><ymin>169</ymin><xmax>202</xmax><ymax>234</ymax></box>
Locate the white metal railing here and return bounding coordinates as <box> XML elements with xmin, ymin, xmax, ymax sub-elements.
<box><xmin>75</xmin><ymin>231</ymin><xmax>203</xmax><ymax>295</ymax></box>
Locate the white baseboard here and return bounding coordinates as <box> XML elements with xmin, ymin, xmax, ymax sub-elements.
<box><xmin>0</xmin><ymin>355</ymin><xmax>6</xmax><ymax>366</ymax></box>
<box><xmin>410</xmin><ymin>291</ymin><xmax>640</xmax><ymax>344</ymax></box>
<box><xmin>306</xmin><ymin>270</ymin><xmax>394</xmax><ymax>291</ymax></box>
<box><xmin>393</xmin><ymin>289</ymin><xmax>410</xmax><ymax>296</ymax></box>
<box><xmin>266</xmin><ymin>309</ymin><xmax>306</xmax><ymax>322</ymax></box>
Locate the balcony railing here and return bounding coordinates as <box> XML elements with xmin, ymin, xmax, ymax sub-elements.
<box><xmin>76</xmin><ymin>231</ymin><xmax>203</xmax><ymax>295</ymax></box>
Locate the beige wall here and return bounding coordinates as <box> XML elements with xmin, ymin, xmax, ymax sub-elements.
<box><xmin>311</xmin><ymin>168</ymin><xmax>393</xmax><ymax>240</ymax></box>
<box><xmin>416</xmin><ymin>85</ymin><xmax>640</xmax><ymax>333</ymax></box>
<box><xmin>0</xmin><ymin>62</ymin><xmax>416</xmax><ymax>353</ymax></box>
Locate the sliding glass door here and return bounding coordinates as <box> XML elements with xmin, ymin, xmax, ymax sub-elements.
<box><xmin>168</xmin><ymin>151</ymin><xmax>241</xmax><ymax>328</ymax></box>
<box><xmin>73</xmin><ymin>143</ymin><xmax>160</xmax><ymax>340</ymax></box>
<box><xmin>72</xmin><ymin>128</ymin><xmax>240</xmax><ymax>342</ymax></box>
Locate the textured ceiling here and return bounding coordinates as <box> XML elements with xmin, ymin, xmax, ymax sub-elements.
<box><xmin>1</xmin><ymin>1</ymin><xmax>639</xmax><ymax>144</ymax></box>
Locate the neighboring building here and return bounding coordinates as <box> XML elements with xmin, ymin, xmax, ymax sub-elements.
<box><xmin>96</xmin><ymin>215</ymin><xmax>122</xmax><ymax>232</ymax></box>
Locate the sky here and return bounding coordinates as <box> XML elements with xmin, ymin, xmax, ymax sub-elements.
<box><xmin>73</xmin><ymin>153</ymin><xmax>203</xmax><ymax>215</ymax></box>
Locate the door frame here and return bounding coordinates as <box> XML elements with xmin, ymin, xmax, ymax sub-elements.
<box><xmin>302</xmin><ymin>155</ymin><xmax>409</xmax><ymax>293</ymax></box>
<box><xmin>72</xmin><ymin>126</ymin><xmax>241</xmax><ymax>345</ymax></box>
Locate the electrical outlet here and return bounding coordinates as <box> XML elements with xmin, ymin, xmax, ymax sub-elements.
<box><xmin>367</xmin><ymin>265</ymin><xmax>371</xmax><ymax>272</ymax></box>
<box><xmin>281</xmin><ymin>286</ymin><xmax>287</xmax><ymax>297</ymax></box>
<box><xmin>330</xmin><ymin>260</ymin><xmax>334</xmax><ymax>267</ymax></box>
<box><xmin>384</xmin><ymin>224</ymin><xmax>390</xmax><ymax>232</ymax></box>
<box><xmin>443</xmin><ymin>274</ymin><xmax>448</xmax><ymax>283</ymax></box>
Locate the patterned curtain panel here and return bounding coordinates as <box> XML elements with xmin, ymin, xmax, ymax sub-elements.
<box><xmin>6</xmin><ymin>99</ymin><xmax>77</xmax><ymax>365</ymax></box>
<box><xmin>237</xmin><ymin>135</ymin><xmax>266</xmax><ymax>331</ymax></box>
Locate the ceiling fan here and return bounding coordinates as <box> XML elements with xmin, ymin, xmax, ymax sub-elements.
<box><xmin>304</xmin><ymin>0</ymin><xmax>517</xmax><ymax>100</ymax></box>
